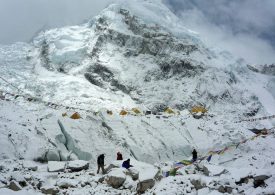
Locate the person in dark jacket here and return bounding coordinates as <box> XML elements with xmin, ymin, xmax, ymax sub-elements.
<box><xmin>192</xmin><ymin>149</ymin><xmax>197</xmax><ymax>162</ymax></box>
<box><xmin>97</xmin><ymin>154</ymin><xmax>105</xmax><ymax>174</ymax></box>
<box><xmin>117</xmin><ymin>152</ymin><xmax>123</xmax><ymax>160</ymax></box>
<box><xmin>122</xmin><ymin>159</ymin><xmax>133</xmax><ymax>169</ymax></box>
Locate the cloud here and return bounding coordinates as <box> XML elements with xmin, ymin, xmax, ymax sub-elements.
<box><xmin>0</xmin><ymin>0</ymin><xmax>111</xmax><ymax>44</ymax></box>
<box><xmin>163</xmin><ymin>0</ymin><xmax>275</xmax><ymax>64</ymax></box>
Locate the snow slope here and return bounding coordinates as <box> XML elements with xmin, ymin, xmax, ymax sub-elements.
<box><xmin>0</xmin><ymin>0</ymin><xmax>275</xmax><ymax>194</ymax></box>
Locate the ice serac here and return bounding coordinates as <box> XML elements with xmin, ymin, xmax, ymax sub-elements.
<box><xmin>57</xmin><ymin>119</ymin><xmax>92</xmax><ymax>161</ymax></box>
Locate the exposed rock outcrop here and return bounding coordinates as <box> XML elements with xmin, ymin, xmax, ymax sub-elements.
<box><xmin>67</xmin><ymin>160</ymin><xmax>89</xmax><ymax>172</ymax></box>
<box><xmin>136</xmin><ymin>178</ymin><xmax>155</xmax><ymax>193</ymax></box>
<box><xmin>105</xmin><ymin>168</ymin><xmax>126</xmax><ymax>189</ymax></box>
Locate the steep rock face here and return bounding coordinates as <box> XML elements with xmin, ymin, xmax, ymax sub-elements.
<box><xmin>248</xmin><ymin>64</ymin><xmax>275</xmax><ymax>76</ymax></box>
<box><xmin>30</xmin><ymin>4</ymin><xmax>262</xmax><ymax>115</ymax></box>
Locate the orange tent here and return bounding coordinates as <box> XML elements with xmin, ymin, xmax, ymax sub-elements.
<box><xmin>120</xmin><ymin>110</ymin><xmax>128</xmax><ymax>116</ymax></box>
<box><xmin>191</xmin><ymin>106</ymin><xmax>207</xmax><ymax>114</ymax></box>
<box><xmin>70</xmin><ymin>112</ymin><xmax>81</xmax><ymax>119</ymax></box>
<box><xmin>164</xmin><ymin>108</ymin><xmax>175</xmax><ymax>114</ymax></box>
<box><xmin>132</xmin><ymin>108</ymin><xmax>141</xmax><ymax>114</ymax></box>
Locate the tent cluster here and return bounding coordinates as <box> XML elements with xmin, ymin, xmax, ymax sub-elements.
<box><xmin>165</xmin><ymin>128</ymin><xmax>274</xmax><ymax>177</ymax></box>
<box><xmin>1</xmin><ymin>89</ymin><xmax>179</xmax><ymax>118</ymax></box>
<box><xmin>110</xmin><ymin>107</ymin><xmax>179</xmax><ymax>116</ymax></box>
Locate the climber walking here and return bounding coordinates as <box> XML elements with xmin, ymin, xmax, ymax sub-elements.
<box><xmin>117</xmin><ymin>152</ymin><xmax>123</xmax><ymax>160</ymax></box>
<box><xmin>97</xmin><ymin>154</ymin><xmax>105</xmax><ymax>174</ymax></box>
<box><xmin>122</xmin><ymin>159</ymin><xmax>133</xmax><ymax>169</ymax></box>
<box><xmin>192</xmin><ymin>149</ymin><xmax>198</xmax><ymax>162</ymax></box>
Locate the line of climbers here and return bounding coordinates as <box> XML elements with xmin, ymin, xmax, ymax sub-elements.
<box><xmin>96</xmin><ymin>152</ymin><xmax>133</xmax><ymax>174</ymax></box>
<box><xmin>96</xmin><ymin>150</ymin><xmax>198</xmax><ymax>175</ymax></box>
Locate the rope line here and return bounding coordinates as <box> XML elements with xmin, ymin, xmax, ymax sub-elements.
<box><xmin>169</xmin><ymin>127</ymin><xmax>275</xmax><ymax>175</ymax></box>
<box><xmin>235</xmin><ymin>115</ymin><xmax>275</xmax><ymax>123</ymax></box>
<box><xmin>1</xmin><ymin>76</ymin><xmax>275</xmax><ymax>121</ymax></box>
<box><xmin>0</xmin><ymin>75</ymin><xmax>25</xmax><ymax>94</ymax></box>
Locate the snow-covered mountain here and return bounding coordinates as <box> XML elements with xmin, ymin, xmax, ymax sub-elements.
<box><xmin>0</xmin><ymin>0</ymin><xmax>275</xmax><ymax>194</ymax></box>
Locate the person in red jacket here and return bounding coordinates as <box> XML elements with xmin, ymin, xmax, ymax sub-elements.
<box><xmin>117</xmin><ymin>152</ymin><xmax>123</xmax><ymax>160</ymax></box>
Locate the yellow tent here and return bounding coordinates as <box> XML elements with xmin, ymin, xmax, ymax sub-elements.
<box><xmin>120</xmin><ymin>110</ymin><xmax>128</xmax><ymax>116</ymax></box>
<box><xmin>70</xmin><ymin>112</ymin><xmax>81</xmax><ymax>119</ymax></box>
<box><xmin>107</xmin><ymin>110</ymin><xmax>113</xmax><ymax>115</ymax></box>
<box><xmin>164</xmin><ymin>108</ymin><xmax>175</xmax><ymax>114</ymax></box>
<box><xmin>132</xmin><ymin>108</ymin><xmax>141</xmax><ymax>114</ymax></box>
<box><xmin>191</xmin><ymin>106</ymin><xmax>207</xmax><ymax>114</ymax></box>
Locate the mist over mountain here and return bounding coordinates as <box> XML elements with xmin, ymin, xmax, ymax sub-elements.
<box><xmin>163</xmin><ymin>0</ymin><xmax>275</xmax><ymax>64</ymax></box>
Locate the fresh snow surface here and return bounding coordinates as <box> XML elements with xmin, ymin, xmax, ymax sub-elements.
<box><xmin>0</xmin><ymin>189</ymin><xmax>39</xmax><ymax>195</ymax></box>
<box><xmin>48</xmin><ymin>161</ymin><xmax>66</xmax><ymax>172</ymax></box>
<box><xmin>0</xmin><ymin>0</ymin><xmax>275</xmax><ymax>194</ymax></box>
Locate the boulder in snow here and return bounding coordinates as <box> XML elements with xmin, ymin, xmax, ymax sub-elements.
<box><xmin>235</xmin><ymin>176</ymin><xmax>253</xmax><ymax>185</ymax></box>
<box><xmin>46</xmin><ymin>149</ymin><xmax>60</xmax><ymax>161</ymax></box>
<box><xmin>253</xmin><ymin>175</ymin><xmax>270</xmax><ymax>188</ymax></box>
<box><xmin>218</xmin><ymin>186</ymin><xmax>233</xmax><ymax>193</ymax></box>
<box><xmin>22</xmin><ymin>161</ymin><xmax>38</xmax><ymax>171</ymax></box>
<box><xmin>136</xmin><ymin>179</ymin><xmax>155</xmax><ymax>193</ymax></box>
<box><xmin>48</xmin><ymin>161</ymin><xmax>66</xmax><ymax>172</ymax></box>
<box><xmin>178</xmin><ymin>164</ymin><xmax>197</xmax><ymax>175</ymax></box>
<box><xmin>67</xmin><ymin>160</ymin><xmax>89</xmax><ymax>172</ymax></box>
<box><xmin>10</xmin><ymin>172</ymin><xmax>27</xmax><ymax>187</ymax></box>
<box><xmin>105</xmin><ymin>163</ymin><xmax>120</xmax><ymax>173</ymax></box>
<box><xmin>56</xmin><ymin>179</ymin><xmax>79</xmax><ymax>189</ymax></box>
<box><xmin>203</xmin><ymin>164</ymin><xmax>226</xmax><ymax>176</ymax></box>
<box><xmin>8</xmin><ymin>181</ymin><xmax>22</xmax><ymax>191</ymax></box>
<box><xmin>41</xmin><ymin>185</ymin><xmax>59</xmax><ymax>195</ymax></box>
<box><xmin>23</xmin><ymin>174</ymin><xmax>32</xmax><ymax>181</ymax></box>
<box><xmin>105</xmin><ymin>168</ymin><xmax>126</xmax><ymax>189</ymax></box>
<box><xmin>93</xmin><ymin>175</ymin><xmax>105</xmax><ymax>183</ymax></box>
<box><xmin>190</xmin><ymin>179</ymin><xmax>205</xmax><ymax>190</ymax></box>
<box><xmin>126</xmin><ymin>168</ymin><xmax>139</xmax><ymax>181</ymax></box>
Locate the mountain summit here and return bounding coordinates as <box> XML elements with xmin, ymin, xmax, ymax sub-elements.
<box><xmin>22</xmin><ymin>2</ymin><xmax>272</xmax><ymax>117</ymax></box>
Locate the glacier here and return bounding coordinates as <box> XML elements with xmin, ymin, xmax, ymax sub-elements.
<box><xmin>0</xmin><ymin>0</ymin><xmax>275</xmax><ymax>194</ymax></box>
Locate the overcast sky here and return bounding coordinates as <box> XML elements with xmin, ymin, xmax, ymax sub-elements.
<box><xmin>0</xmin><ymin>0</ymin><xmax>274</xmax><ymax>64</ymax></box>
<box><xmin>164</xmin><ymin>0</ymin><xmax>275</xmax><ymax>64</ymax></box>
<box><xmin>0</xmin><ymin>0</ymin><xmax>111</xmax><ymax>44</ymax></box>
